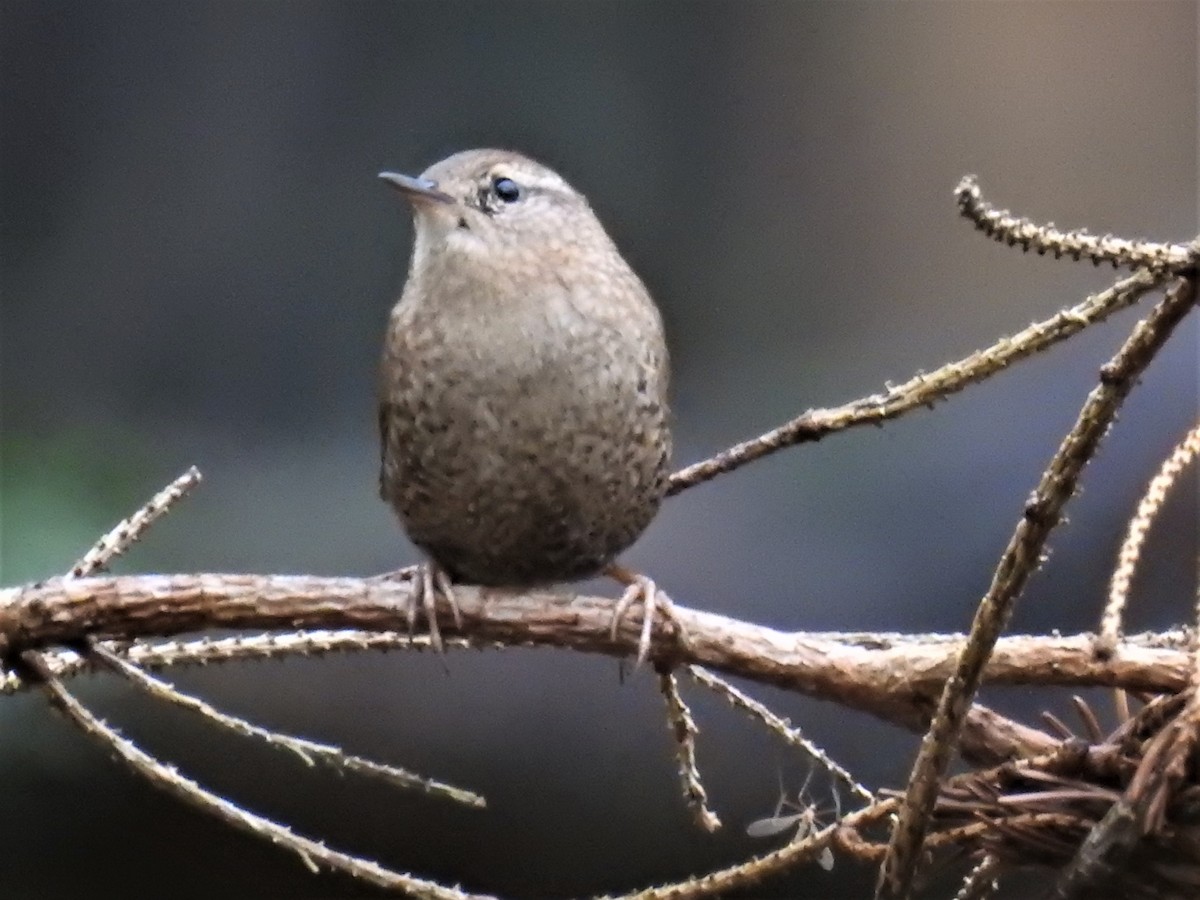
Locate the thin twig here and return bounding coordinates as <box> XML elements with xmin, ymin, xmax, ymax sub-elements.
<box><xmin>68</xmin><ymin>469</ymin><xmax>479</xmax><ymax>801</ymax></box>
<box><xmin>658</xmin><ymin>670</ymin><xmax>721</xmax><ymax>832</ymax></box>
<box><xmin>608</xmin><ymin>798</ymin><xmax>898</xmax><ymax>900</ymax></box>
<box><xmin>0</xmin><ymin>629</ymin><xmax>470</xmax><ymax>686</ymax></box>
<box><xmin>1111</xmin><ymin>688</ymin><xmax>1131</xmax><ymax>727</ymax></box>
<box><xmin>1107</xmin><ymin>556</ymin><xmax>1200</xmax><ymax>870</ymax></box>
<box><xmin>1040</xmin><ymin>711</ymin><xmax>1077</xmax><ymax>742</ymax></box>
<box><xmin>955</xmin><ymin>176</ymin><xmax>1199</xmax><ymax>273</ymax></box>
<box><xmin>84</xmin><ymin>640</ymin><xmax>485</xmax><ymax>807</ymax></box>
<box><xmin>71</xmin><ymin>467</ymin><xmax>202</xmax><ymax>577</ymax></box>
<box><xmin>1192</xmin><ymin>556</ymin><xmax>1200</xmax><ymax>696</ymax></box>
<box><xmin>16</xmin><ymin>650</ymin><xmax>491</xmax><ymax>899</ymax></box>
<box><xmin>687</xmin><ymin>664</ymin><xmax>873</xmax><ymax>804</ymax></box>
<box><xmin>1098</xmin><ymin>421</ymin><xmax>1200</xmax><ymax>655</ymax></box>
<box><xmin>667</xmin><ymin>269</ymin><xmax>1163</xmax><ymax>495</ymax></box>
<box><xmin>61</xmin><ymin>467</ymin><xmax>488</xmax><ymax>891</ymax></box>
<box><xmin>879</xmin><ymin>275</ymin><xmax>1198</xmax><ymax>900</ymax></box>
<box><xmin>1070</xmin><ymin>696</ymin><xmax>1105</xmax><ymax>745</ymax></box>
<box><xmin>953</xmin><ymin>854</ymin><xmax>1000</xmax><ymax>900</ymax></box>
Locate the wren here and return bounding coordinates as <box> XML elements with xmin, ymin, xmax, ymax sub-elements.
<box><xmin>378</xmin><ymin>149</ymin><xmax>674</xmax><ymax>663</ymax></box>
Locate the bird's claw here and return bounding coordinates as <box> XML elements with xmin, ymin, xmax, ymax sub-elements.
<box><xmin>408</xmin><ymin>561</ymin><xmax>462</xmax><ymax>653</ymax></box>
<box><xmin>607</xmin><ymin>568</ymin><xmax>687</xmax><ymax>668</ymax></box>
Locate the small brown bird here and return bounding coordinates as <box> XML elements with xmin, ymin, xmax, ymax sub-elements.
<box><xmin>377</xmin><ymin>149</ymin><xmax>675</xmax><ymax>663</ymax></box>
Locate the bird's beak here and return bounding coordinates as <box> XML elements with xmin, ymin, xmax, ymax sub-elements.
<box><xmin>378</xmin><ymin>172</ymin><xmax>456</xmax><ymax>205</ymax></box>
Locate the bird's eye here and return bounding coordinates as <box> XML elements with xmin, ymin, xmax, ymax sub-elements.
<box><xmin>492</xmin><ymin>177</ymin><xmax>521</xmax><ymax>203</ymax></box>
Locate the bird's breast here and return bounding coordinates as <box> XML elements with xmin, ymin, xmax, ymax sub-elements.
<box><xmin>379</xmin><ymin>282</ymin><xmax>670</xmax><ymax>585</ymax></box>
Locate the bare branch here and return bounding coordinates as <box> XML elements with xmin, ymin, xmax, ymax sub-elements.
<box><xmin>609</xmin><ymin>798</ymin><xmax>898</xmax><ymax>900</ymax></box>
<box><xmin>658</xmin><ymin>670</ymin><xmax>721</xmax><ymax>832</ymax></box>
<box><xmin>84</xmin><ymin>641</ymin><xmax>485</xmax><ymax>808</ymax></box>
<box><xmin>71</xmin><ymin>467</ymin><xmax>202</xmax><ymax>578</ymax></box>
<box><xmin>54</xmin><ymin>467</ymin><xmax>490</xmax><ymax>891</ymax></box>
<box><xmin>5</xmin><ymin>625</ymin><xmax>1189</xmax><ymax>701</ymax></box>
<box><xmin>955</xmin><ymin>175</ymin><xmax>1199</xmax><ymax>273</ymax></box>
<box><xmin>1098</xmin><ymin>421</ymin><xmax>1200</xmax><ymax>655</ymax></box>
<box><xmin>954</xmin><ymin>855</ymin><xmax>1000</xmax><ymax>900</ymax></box>
<box><xmin>15</xmin><ymin>649</ymin><xmax>493</xmax><ymax>900</ymax></box>
<box><xmin>0</xmin><ymin>629</ymin><xmax>476</xmax><ymax>684</ymax></box>
<box><xmin>687</xmin><ymin>665</ymin><xmax>873</xmax><ymax>804</ymax></box>
<box><xmin>879</xmin><ymin>275</ymin><xmax>1198</xmax><ymax>899</ymax></box>
<box><xmin>667</xmin><ymin>269</ymin><xmax>1164</xmax><ymax>495</ymax></box>
<box><xmin>4</xmin><ymin>575</ymin><xmax>1193</xmax><ymax>765</ymax></box>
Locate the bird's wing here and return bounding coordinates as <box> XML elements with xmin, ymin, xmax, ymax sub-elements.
<box><xmin>377</xmin><ymin>401</ymin><xmax>395</xmax><ymax>500</ymax></box>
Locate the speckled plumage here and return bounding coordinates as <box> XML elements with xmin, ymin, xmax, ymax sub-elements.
<box><xmin>378</xmin><ymin>149</ymin><xmax>670</xmax><ymax>587</ymax></box>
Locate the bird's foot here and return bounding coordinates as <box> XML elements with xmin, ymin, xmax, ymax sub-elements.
<box><xmin>369</xmin><ymin>562</ymin><xmax>463</xmax><ymax>652</ymax></box>
<box><xmin>605</xmin><ymin>564</ymin><xmax>688</xmax><ymax>668</ymax></box>
<box><xmin>410</xmin><ymin>561</ymin><xmax>464</xmax><ymax>653</ymax></box>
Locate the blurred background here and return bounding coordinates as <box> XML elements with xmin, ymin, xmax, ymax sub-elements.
<box><xmin>1</xmin><ymin>2</ymin><xmax>1196</xmax><ymax>897</ymax></box>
